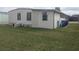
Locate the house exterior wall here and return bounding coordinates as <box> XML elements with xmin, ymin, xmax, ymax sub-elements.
<box><xmin>0</xmin><ymin>13</ymin><xmax>8</xmax><ymax>24</ymax></box>
<box><xmin>54</xmin><ymin>12</ymin><xmax>60</xmax><ymax>28</ymax></box>
<box><xmin>32</xmin><ymin>11</ymin><xmax>54</xmax><ymax>29</ymax></box>
<box><xmin>8</xmin><ymin>9</ymin><xmax>32</xmax><ymax>26</ymax></box>
<box><xmin>8</xmin><ymin>8</ymin><xmax>61</xmax><ymax>29</ymax></box>
<box><xmin>32</xmin><ymin>11</ymin><xmax>40</xmax><ymax>28</ymax></box>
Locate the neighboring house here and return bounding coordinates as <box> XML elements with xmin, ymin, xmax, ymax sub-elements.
<box><xmin>8</xmin><ymin>8</ymin><xmax>68</xmax><ymax>29</ymax></box>
<box><xmin>0</xmin><ymin>12</ymin><xmax>8</xmax><ymax>24</ymax></box>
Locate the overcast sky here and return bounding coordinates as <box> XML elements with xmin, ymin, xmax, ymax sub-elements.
<box><xmin>0</xmin><ymin>7</ymin><xmax>79</xmax><ymax>16</ymax></box>
<box><xmin>61</xmin><ymin>7</ymin><xmax>79</xmax><ymax>16</ymax></box>
<box><xmin>0</xmin><ymin>0</ymin><xmax>79</xmax><ymax>16</ymax></box>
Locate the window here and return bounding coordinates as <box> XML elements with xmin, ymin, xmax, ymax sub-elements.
<box><xmin>42</xmin><ymin>11</ymin><xmax>48</xmax><ymax>21</ymax></box>
<box><xmin>27</xmin><ymin>12</ymin><xmax>31</xmax><ymax>21</ymax></box>
<box><xmin>17</xmin><ymin>13</ymin><xmax>21</xmax><ymax>20</ymax></box>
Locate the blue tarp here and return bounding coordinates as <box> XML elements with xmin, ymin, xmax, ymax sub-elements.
<box><xmin>60</xmin><ymin>20</ymin><xmax>68</xmax><ymax>27</ymax></box>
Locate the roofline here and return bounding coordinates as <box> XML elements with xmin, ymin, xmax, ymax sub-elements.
<box><xmin>9</xmin><ymin>8</ymin><xmax>60</xmax><ymax>12</ymax></box>
<box><xmin>8</xmin><ymin>8</ymin><xmax>32</xmax><ymax>12</ymax></box>
<box><xmin>32</xmin><ymin>9</ymin><xmax>67</xmax><ymax>15</ymax></box>
<box><xmin>60</xmin><ymin>12</ymin><xmax>70</xmax><ymax>17</ymax></box>
<box><xmin>8</xmin><ymin>8</ymin><xmax>69</xmax><ymax>16</ymax></box>
<box><xmin>9</xmin><ymin>8</ymin><xmax>61</xmax><ymax>14</ymax></box>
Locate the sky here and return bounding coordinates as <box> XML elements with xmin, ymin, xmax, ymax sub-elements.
<box><xmin>0</xmin><ymin>0</ymin><xmax>79</xmax><ymax>16</ymax></box>
<box><xmin>0</xmin><ymin>7</ymin><xmax>79</xmax><ymax>16</ymax></box>
<box><xmin>61</xmin><ymin>7</ymin><xmax>79</xmax><ymax>16</ymax></box>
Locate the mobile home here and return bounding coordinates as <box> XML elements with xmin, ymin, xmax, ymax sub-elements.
<box><xmin>8</xmin><ymin>8</ymin><xmax>68</xmax><ymax>29</ymax></box>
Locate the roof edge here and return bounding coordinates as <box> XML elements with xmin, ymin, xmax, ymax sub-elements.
<box><xmin>8</xmin><ymin>8</ymin><xmax>32</xmax><ymax>12</ymax></box>
<box><xmin>8</xmin><ymin>8</ymin><xmax>69</xmax><ymax>17</ymax></box>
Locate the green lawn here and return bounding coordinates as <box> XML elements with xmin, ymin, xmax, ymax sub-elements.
<box><xmin>0</xmin><ymin>24</ymin><xmax>79</xmax><ymax>51</ymax></box>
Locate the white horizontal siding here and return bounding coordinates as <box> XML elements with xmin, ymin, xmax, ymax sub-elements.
<box><xmin>32</xmin><ymin>11</ymin><xmax>54</xmax><ymax>29</ymax></box>
<box><xmin>9</xmin><ymin>9</ymin><xmax>32</xmax><ymax>26</ymax></box>
<box><xmin>8</xmin><ymin>8</ymin><xmax>61</xmax><ymax>29</ymax></box>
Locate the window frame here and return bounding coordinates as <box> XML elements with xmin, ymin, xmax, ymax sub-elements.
<box><xmin>42</xmin><ymin>11</ymin><xmax>48</xmax><ymax>21</ymax></box>
<box><xmin>27</xmin><ymin>12</ymin><xmax>31</xmax><ymax>21</ymax></box>
<box><xmin>17</xmin><ymin>13</ymin><xmax>21</xmax><ymax>21</ymax></box>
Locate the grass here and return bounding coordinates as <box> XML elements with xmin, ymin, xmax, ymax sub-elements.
<box><xmin>0</xmin><ymin>24</ymin><xmax>79</xmax><ymax>51</ymax></box>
